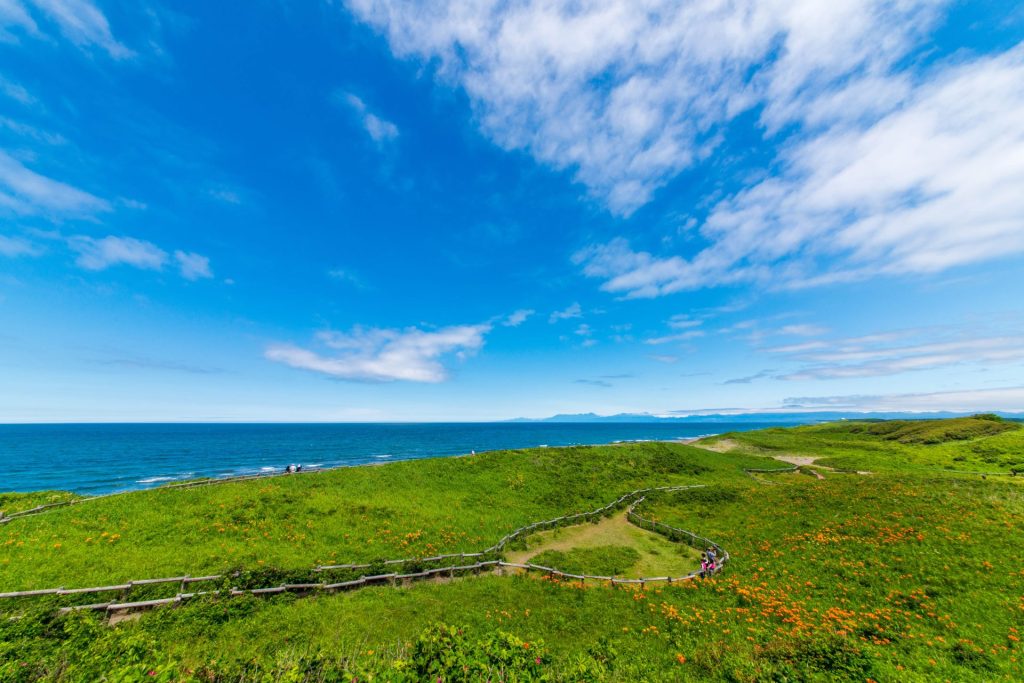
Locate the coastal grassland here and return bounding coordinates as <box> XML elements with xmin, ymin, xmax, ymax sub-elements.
<box><xmin>701</xmin><ymin>414</ymin><xmax>1024</xmax><ymax>474</ymax></box>
<box><xmin>0</xmin><ymin>491</ymin><xmax>83</xmax><ymax>517</ymax></box>
<box><xmin>506</xmin><ymin>511</ymin><xmax>703</xmax><ymax>577</ymax></box>
<box><xmin>2</xmin><ymin>422</ymin><xmax>1023</xmax><ymax>681</ymax></box>
<box><xmin>639</xmin><ymin>474</ymin><xmax>1024</xmax><ymax>681</ymax></box>
<box><xmin>0</xmin><ymin>442</ymin><xmax>765</xmax><ymax>591</ymax></box>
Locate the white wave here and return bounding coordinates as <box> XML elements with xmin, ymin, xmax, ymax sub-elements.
<box><xmin>137</xmin><ymin>476</ymin><xmax>173</xmax><ymax>484</ymax></box>
<box><xmin>372</xmin><ymin>454</ymin><xmax>392</xmax><ymax>459</ymax></box>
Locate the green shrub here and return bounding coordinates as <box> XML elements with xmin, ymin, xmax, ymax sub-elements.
<box><xmin>411</xmin><ymin>623</ymin><xmax>550</xmax><ymax>682</ymax></box>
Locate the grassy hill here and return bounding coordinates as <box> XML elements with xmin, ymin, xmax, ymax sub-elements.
<box><xmin>701</xmin><ymin>414</ymin><xmax>1024</xmax><ymax>474</ymax></box>
<box><xmin>2</xmin><ymin>420</ymin><xmax>1023</xmax><ymax>681</ymax></box>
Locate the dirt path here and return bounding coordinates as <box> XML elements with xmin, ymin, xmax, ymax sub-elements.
<box><xmin>772</xmin><ymin>455</ymin><xmax>819</xmax><ymax>467</ymax></box>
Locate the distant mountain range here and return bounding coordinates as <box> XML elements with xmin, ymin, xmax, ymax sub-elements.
<box><xmin>508</xmin><ymin>411</ymin><xmax>1024</xmax><ymax>424</ymax></box>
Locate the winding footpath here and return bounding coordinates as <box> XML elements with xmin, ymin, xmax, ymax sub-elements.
<box><xmin>1</xmin><ymin>484</ymin><xmax>729</xmax><ymax>620</ymax></box>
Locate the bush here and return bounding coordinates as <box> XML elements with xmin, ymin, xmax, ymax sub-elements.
<box><xmin>411</xmin><ymin>624</ymin><xmax>550</xmax><ymax>682</ymax></box>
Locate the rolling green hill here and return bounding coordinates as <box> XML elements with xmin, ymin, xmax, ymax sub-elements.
<box><xmin>2</xmin><ymin>420</ymin><xmax>1023</xmax><ymax>681</ymax></box>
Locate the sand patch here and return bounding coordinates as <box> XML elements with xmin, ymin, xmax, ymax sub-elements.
<box><xmin>773</xmin><ymin>455</ymin><xmax>820</xmax><ymax>467</ymax></box>
<box><xmin>695</xmin><ymin>438</ymin><xmax>740</xmax><ymax>453</ymax></box>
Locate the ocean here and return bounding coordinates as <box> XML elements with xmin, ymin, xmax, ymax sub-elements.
<box><xmin>0</xmin><ymin>422</ymin><xmax>785</xmax><ymax>495</ymax></box>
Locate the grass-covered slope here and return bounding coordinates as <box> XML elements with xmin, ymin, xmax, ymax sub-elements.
<box><xmin>701</xmin><ymin>414</ymin><xmax>1024</xmax><ymax>473</ymax></box>
<box><xmin>0</xmin><ymin>491</ymin><xmax>83</xmax><ymax>517</ymax></box>
<box><xmin>0</xmin><ymin>442</ymin><xmax>757</xmax><ymax>590</ymax></box>
<box><xmin>2</xmin><ymin>422</ymin><xmax>1023</xmax><ymax>681</ymax></box>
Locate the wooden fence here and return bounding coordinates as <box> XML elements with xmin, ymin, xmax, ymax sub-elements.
<box><xmin>0</xmin><ymin>484</ymin><xmax>726</xmax><ymax>617</ymax></box>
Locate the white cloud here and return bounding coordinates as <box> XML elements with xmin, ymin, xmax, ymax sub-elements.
<box><xmin>174</xmin><ymin>250</ymin><xmax>213</xmax><ymax>281</ymax></box>
<box><xmin>667</xmin><ymin>315</ymin><xmax>702</xmax><ymax>330</ymax></box>
<box><xmin>339</xmin><ymin>91</ymin><xmax>399</xmax><ymax>143</ymax></box>
<box><xmin>645</xmin><ymin>330</ymin><xmax>704</xmax><ymax>346</ymax></box>
<box><xmin>768</xmin><ymin>328</ymin><xmax>1024</xmax><ymax>381</ymax></box>
<box><xmin>0</xmin><ymin>116</ymin><xmax>67</xmax><ymax>145</ymax></box>
<box><xmin>327</xmin><ymin>267</ymin><xmax>368</xmax><ymax>289</ymax></box>
<box><xmin>0</xmin><ymin>76</ymin><xmax>36</xmax><ymax>104</ymax></box>
<box><xmin>724</xmin><ymin>369</ymin><xmax>775</xmax><ymax>385</ymax></box>
<box><xmin>503</xmin><ymin>308</ymin><xmax>534</xmax><ymax>326</ymax></box>
<box><xmin>576</xmin><ymin>45</ymin><xmax>1024</xmax><ymax>295</ymax></box>
<box><xmin>648</xmin><ymin>354</ymin><xmax>678</xmax><ymax>364</ymax></box>
<box><xmin>0</xmin><ymin>150</ymin><xmax>110</xmax><ymax>216</ymax></box>
<box><xmin>783</xmin><ymin>386</ymin><xmax>1024</xmax><ymax>413</ymax></box>
<box><xmin>0</xmin><ymin>234</ymin><xmax>42</xmax><ymax>257</ymax></box>
<box><xmin>207</xmin><ymin>187</ymin><xmax>241</xmax><ymax>204</ymax></box>
<box><xmin>346</xmin><ymin>0</ymin><xmax>942</xmax><ymax>215</ymax></box>
<box><xmin>26</xmin><ymin>0</ymin><xmax>133</xmax><ymax>58</ymax></box>
<box><xmin>549</xmin><ymin>302</ymin><xmax>582</xmax><ymax>323</ymax></box>
<box><xmin>0</xmin><ymin>1</ymin><xmax>39</xmax><ymax>42</ymax></box>
<box><xmin>266</xmin><ymin>323</ymin><xmax>491</xmax><ymax>382</ymax></box>
<box><xmin>778</xmin><ymin>324</ymin><xmax>828</xmax><ymax>337</ymax></box>
<box><xmin>69</xmin><ymin>235</ymin><xmax>167</xmax><ymax>271</ymax></box>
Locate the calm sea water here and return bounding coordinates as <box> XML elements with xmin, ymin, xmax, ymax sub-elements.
<box><xmin>0</xmin><ymin>422</ymin><xmax>784</xmax><ymax>495</ymax></box>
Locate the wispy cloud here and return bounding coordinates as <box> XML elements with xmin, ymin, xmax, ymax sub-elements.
<box><xmin>0</xmin><ymin>116</ymin><xmax>68</xmax><ymax>145</ymax></box>
<box><xmin>0</xmin><ymin>76</ymin><xmax>37</xmax><ymax>105</ymax></box>
<box><xmin>206</xmin><ymin>187</ymin><xmax>242</xmax><ymax>204</ymax></box>
<box><xmin>338</xmin><ymin>91</ymin><xmax>399</xmax><ymax>144</ymax></box>
<box><xmin>645</xmin><ymin>330</ymin><xmax>704</xmax><ymax>346</ymax></box>
<box><xmin>94</xmin><ymin>355</ymin><xmax>224</xmax><ymax>375</ymax></box>
<box><xmin>574</xmin><ymin>45</ymin><xmax>1024</xmax><ymax>295</ymax></box>
<box><xmin>575</xmin><ymin>378</ymin><xmax>611</xmax><ymax>388</ymax></box>
<box><xmin>174</xmin><ymin>250</ymin><xmax>213</xmax><ymax>281</ymax></box>
<box><xmin>64</xmin><ymin>234</ymin><xmax>214</xmax><ymax>281</ymax></box>
<box><xmin>265</xmin><ymin>323</ymin><xmax>491</xmax><ymax>382</ymax></box>
<box><xmin>667</xmin><ymin>315</ymin><xmax>702</xmax><ymax>330</ymax></box>
<box><xmin>26</xmin><ymin>0</ymin><xmax>134</xmax><ymax>58</ymax></box>
<box><xmin>0</xmin><ymin>2</ymin><xmax>39</xmax><ymax>43</ymax></box>
<box><xmin>723</xmin><ymin>369</ymin><xmax>776</xmax><ymax>385</ymax></box>
<box><xmin>327</xmin><ymin>267</ymin><xmax>368</xmax><ymax>289</ymax></box>
<box><xmin>549</xmin><ymin>302</ymin><xmax>582</xmax><ymax>323</ymax></box>
<box><xmin>348</xmin><ymin>0</ymin><xmax>942</xmax><ymax>215</ymax></box>
<box><xmin>69</xmin><ymin>235</ymin><xmax>167</xmax><ymax>271</ymax></box>
<box><xmin>643</xmin><ymin>313</ymin><xmax>705</xmax><ymax>345</ymax></box>
<box><xmin>768</xmin><ymin>327</ymin><xmax>1024</xmax><ymax>381</ymax></box>
<box><xmin>778</xmin><ymin>324</ymin><xmax>828</xmax><ymax>337</ymax></box>
<box><xmin>783</xmin><ymin>386</ymin><xmax>1024</xmax><ymax>412</ymax></box>
<box><xmin>0</xmin><ymin>234</ymin><xmax>42</xmax><ymax>257</ymax></box>
<box><xmin>648</xmin><ymin>354</ymin><xmax>678</xmax><ymax>364</ymax></box>
<box><xmin>503</xmin><ymin>308</ymin><xmax>534</xmax><ymax>327</ymax></box>
<box><xmin>0</xmin><ymin>150</ymin><xmax>110</xmax><ymax>217</ymax></box>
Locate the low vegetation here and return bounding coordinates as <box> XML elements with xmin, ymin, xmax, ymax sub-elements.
<box><xmin>506</xmin><ymin>510</ymin><xmax>702</xmax><ymax>578</ymax></box>
<box><xmin>702</xmin><ymin>413</ymin><xmax>1024</xmax><ymax>474</ymax></box>
<box><xmin>1</xmin><ymin>418</ymin><xmax>1022</xmax><ymax>681</ymax></box>
<box><xmin>531</xmin><ymin>545</ymin><xmax>641</xmax><ymax>577</ymax></box>
<box><xmin>0</xmin><ymin>491</ymin><xmax>82</xmax><ymax>518</ymax></box>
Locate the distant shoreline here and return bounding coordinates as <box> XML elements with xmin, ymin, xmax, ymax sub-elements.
<box><xmin>0</xmin><ymin>423</ymin><xmax>747</xmax><ymax>496</ymax></box>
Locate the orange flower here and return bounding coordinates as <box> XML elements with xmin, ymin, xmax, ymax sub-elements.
<box><xmin>675</xmin><ymin>654</ymin><xmax>686</xmax><ymax>664</ymax></box>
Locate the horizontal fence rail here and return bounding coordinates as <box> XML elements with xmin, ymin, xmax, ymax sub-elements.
<box><xmin>2</xmin><ymin>484</ymin><xmax>727</xmax><ymax>617</ymax></box>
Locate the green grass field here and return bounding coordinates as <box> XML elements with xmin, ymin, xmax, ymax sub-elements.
<box><xmin>2</xmin><ymin>416</ymin><xmax>1023</xmax><ymax>681</ymax></box>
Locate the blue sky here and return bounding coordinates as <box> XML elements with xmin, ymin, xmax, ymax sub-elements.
<box><xmin>2</xmin><ymin>0</ymin><xmax>1024</xmax><ymax>421</ymax></box>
